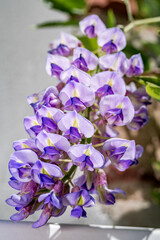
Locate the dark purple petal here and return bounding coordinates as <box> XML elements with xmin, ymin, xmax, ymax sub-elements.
<box><xmin>102</xmin><ymin>40</ymin><xmax>117</xmax><ymax>54</ymax></box>
<box><xmin>96</xmin><ymin>84</ymin><xmax>114</xmax><ymax>98</ymax></box>
<box><xmin>84</xmin><ymin>25</ymin><xmax>97</xmax><ymax>38</ymax></box>
<box><xmin>64</xmin><ymin>97</ymin><xmax>86</xmax><ymax>112</ymax></box>
<box><xmin>71</xmin><ymin>206</ymin><xmax>87</xmax><ymax>218</ymax></box>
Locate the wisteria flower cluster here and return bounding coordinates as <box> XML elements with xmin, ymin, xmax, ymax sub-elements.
<box><xmin>7</xmin><ymin>14</ymin><xmax>151</xmax><ymax>228</ymax></box>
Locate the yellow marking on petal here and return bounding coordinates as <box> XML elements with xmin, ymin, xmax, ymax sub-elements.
<box><xmin>77</xmin><ymin>195</ymin><xmax>84</xmax><ymax>206</ymax></box>
<box><xmin>116</xmin><ymin>103</ymin><xmax>123</xmax><ymax>109</ymax></box>
<box><xmin>84</xmin><ymin>147</ymin><xmax>91</xmax><ymax>156</ymax></box>
<box><xmin>73</xmin><ymin>89</ymin><xmax>79</xmax><ymax>98</ymax></box>
<box><xmin>107</xmin><ymin>79</ymin><xmax>113</xmax><ymax>87</ymax></box>
<box><xmin>47</xmin><ymin>138</ymin><xmax>54</xmax><ymax>146</ymax></box>
<box><xmin>22</xmin><ymin>144</ymin><xmax>29</xmax><ymax>148</ymax></box>
<box><xmin>17</xmin><ymin>160</ymin><xmax>23</xmax><ymax>163</ymax></box>
<box><xmin>111</xmin><ymin>57</ymin><xmax>121</xmax><ymax>71</ymax></box>
<box><xmin>72</xmin><ymin>117</ymin><xmax>79</xmax><ymax>129</ymax></box>
<box><xmin>47</xmin><ymin>111</ymin><xmax>53</xmax><ymax>120</ymax></box>
<box><xmin>132</xmin><ymin>58</ymin><xmax>138</xmax><ymax>67</ymax></box>
<box><xmin>42</xmin><ymin>168</ymin><xmax>49</xmax><ymax>175</ymax></box>
<box><xmin>33</xmin><ymin>120</ymin><xmax>39</xmax><ymax>125</ymax></box>
<box><xmin>73</xmin><ymin>70</ymin><xmax>78</xmax><ymax>78</ymax></box>
<box><xmin>60</xmin><ymin>35</ymin><xmax>66</xmax><ymax>45</ymax></box>
<box><xmin>112</xmin><ymin>33</ymin><xmax>117</xmax><ymax>42</ymax></box>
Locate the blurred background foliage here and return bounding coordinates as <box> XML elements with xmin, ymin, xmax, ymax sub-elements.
<box><xmin>37</xmin><ymin>0</ymin><xmax>160</xmax><ymax>209</ymax></box>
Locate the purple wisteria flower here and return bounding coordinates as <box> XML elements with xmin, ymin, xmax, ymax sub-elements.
<box><xmin>99</xmin><ymin>52</ymin><xmax>129</xmax><ymax>76</ymax></box>
<box><xmin>49</xmin><ymin>32</ymin><xmax>81</xmax><ymax>57</ymax></box>
<box><xmin>126</xmin><ymin>54</ymin><xmax>144</xmax><ymax>77</ymax></box>
<box><xmin>9</xmin><ymin>149</ymin><xmax>39</xmax><ymax>182</ymax></box>
<box><xmin>98</xmin><ymin>27</ymin><xmax>126</xmax><ymax>54</ymax></box>
<box><xmin>33</xmin><ymin>181</ymin><xmax>67</xmax><ymax>228</ymax></box>
<box><xmin>99</xmin><ymin>94</ymin><xmax>135</xmax><ymax>126</ymax></box>
<box><xmin>35</xmin><ymin>130</ymin><xmax>70</xmax><ymax>161</ymax></box>
<box><xmin>63</xmin><ymin>188</ymin><xmax>95</xmax><ymax>218</ymax></box>
<box><xmin>127</xmin><ymin>105</ymin><xmax>149</xmax><ymax>130</ymax></box>
<box><xmin>103</xmin><ymin>138</ymin><xmax>143</xmax><ymax>171</ymax></box>
<box><xmin>24</xmin><ymin>115</ymin><xmax>41</xmax><ymax>138</ymax></box>
<box><xmin>60</xmin><ymin>65</ymin><xmax>91</xmax><ymax>86</ymax></box>
<box><xmin>36</xmin><ymin>106</ymin><xmax>64</xmax><ymax>133</ymax></box>
<box><xmin>27</xmin><ymin>86</ymin><xmax>60</xmax><ymax>112</ymax></box>
<box><xmin>13</xmin><ymin>139</ymin><xmax>38</xmax><ymax>152</ymax></box>
<box><xmin>7</xmin><ymin>13</ymin><xmax>149</xmax><ymax>228</ymax></box>
<box><xmin>59</xmin><ymin>81</ymin><xmax>95</xmax><ymax>112</ymax></box>
<box><xmin>31</xmin><ymin>160</ymin><xmax>63</xmax><ymax>187</ymax></box>
<box><xmin>72</xmin><ymin>47</ymin><xmax>98</xmax><ymax>71</ymax></box>
<box><xmin>58</xmin><ymin>110</ymin><xmax>94</xmax><ymax>143</ymax></box>
<box><xmin>79</xmin><ymin>14</ymin><xmax>106</xmax><ymax>38</ymax></box>
<box><xmin>68</xmin><ymin>144</ymin><xmax>104</xmax><ymax>171</ymax></box>
<box><xmin>46</xmin><ymin>54</ymin><xmax>70</xmax><ymax>78</ymax></box>
<box><xmin>94</xmin><ymin>169</ymin><xmax>125</xmax><ymax>204</ymax></box>
<box><xmin>91</xmin><ymin>71</ymin><xmax>126</xmax><ymax>97</ymax></box>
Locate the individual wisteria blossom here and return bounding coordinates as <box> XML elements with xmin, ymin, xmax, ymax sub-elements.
<box><xmin>103</xmin><ymin>138</ymin><xmax>143</xmax><ymax>171</ymax></box>
<box><xmin>58</xmin><ymin>110</ymin><xmax>94</xmax><ymax>143</ymax></box>
<box><xmin>91</xmin><ymin>71</ymin><xmax>126</xmax><ymax>97</ymax></box>
<box><xmin>7</xmin><ymin>14</ymin><xmax>150</xmax><ymax>228</ymax></box>
<box><xmin>98</xmin><ymin>27</ymin><xmax>126</xmax><ymax>54</ymax></box>
<box><xmin>46</xmin><ymin>54</ymin><xmax>70</xmax><ymax>78</ymax></box>
<box><xmin>99</xmin><ymin>94</ymin><xmax>135</xmax><ymax>126</ymax></box>
<box><xmin>59</xmin><ymin>81</ymin><xmax>95</xmax><ymax>112</ymax></box>
<box><xmin>72</xmin><ymin>47</ymin><xmax>98</xmax><ymax>71</ymax></box>
<box><xmin>33</xmin><ymin>181</ymin><xmax>67</xmax><ymax>228</ymax></box>
<box><xmin>27</xmin><ymin>86</ymin><xmax>60</xmax><ymax>112</ymax></box>
<box><xmin>68</xmin><ymin>144</ymin><xmax>104</xmax><ymax>171</ymax></box>
<box><xmin>127</xmin><ymin>105</ymin><xmax>149</xmax><ymax>130</ymax></box>
<box><xmin>36</xmin><ymin>106</ymin><xmax>64</xmax><ymax>133</ymax></box>
<box><xmin>63</xmin><ymin>187</ymin><xmax>95</xmax><ymax>218</ymax></box>
<box><xmin>49</xmin><ymin>32</ymin><xmax>81</xmax><ymax>57</ymax></box>
<box><xmin>126</xmin><ymin>54</ymin><xmax>144</xmax><ymax>77</ymax></box>
<box><xmin>94</xmin><ymin>169</ymin><xmax>125</xmax><ymax>204</ymax></box>
<box><xmin>9</xmin><ymin>149</ymin><xmax>39</xmax><ymax>182</ymax></box>
<box><xmin>31</xmin><ymin>160</ymin><xmax>63</xmax><ymax>187</ymax></box>
<box><xmin>60</xmin><ymin>65</ymin><xmax>91</xmax><ymax>86</ymax></box>
<box><xmin>79</xmin><ymin>14</ymin><xmax>106</xmax><ymax>38</ymax></box>
<box><xmin>99</xmin><ymin>52</ymin><xmax>129</xmax><ymax>76</ymax></box>
<box><xmin>35</xmin><ymin>130</ymin><xmax>70</xmax><ymax>161</ymax></box>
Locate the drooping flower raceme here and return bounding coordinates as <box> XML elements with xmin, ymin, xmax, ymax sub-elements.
<box><xmin>7</xmin><ymin>14</ymin><xmax>150</xmax><ymax>228</ymax></box>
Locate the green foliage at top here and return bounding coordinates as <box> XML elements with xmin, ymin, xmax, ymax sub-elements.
<box><xmin>43</xmin><ymin>0</ymin><xmax>87</xmax><ymax>15</ymax></box>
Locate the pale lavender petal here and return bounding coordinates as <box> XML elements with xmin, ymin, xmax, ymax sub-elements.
<box><xmin>98</xmin><ymin>27</ymin><xmax>126</xmax><ymax>53</ymax></box>
<box><xmin>60</xmin><ymin>65</ymin><xmax>91</xmax><ymax>86</ymax></box>
<box><xmin>46</xmin><ymin>54</ymin><xmax>70</xmax><ymax>77</ymax></box>
<box><xmin>79</xmin><ymin>14</ymin><xmax>106</xmax><ymax>38</ymax></box>
<box><xmin>35</xmin><ymin>130</ymin><xmax>70</xmax><ymax>153</ymax></box>
<box><xmin>99</xmin><ymin>94</ymin><xmax>135</xmax><ymax>126</ymax></box>
<box><xmin>99</xmin><ymin>52</ymin><xmax>129</xmax><ymax>76</ymax></box>
<box><xmin>73</xmin><ymin>47</ymin><xmax>98</xmax><ymax>71</ymax></box>
<box><xmin>50</xmin><ymin>32</ymin><xmax>81</xmax><ymax>50</ymax></box>
<box><xmin>126</xmin><ymin>54</ymin><xmax>144</xmax><ymax>77</ymax></box>
<box><xmin>59</xmin><ymin>81</ymin><xmax>95</xmax><ymax>108</ymax></box>
<box><xmin>24</xmin><ymin>116</ymin><xmax>41</xmax><ymax>138</ymax></box>
<box><xmin>57</xmin><ymin>110</ymin><xmax>94</xmax><ymax>138</ymax></box>
<box><xmin>91</xmin><ymin>71</ymin><xmax>126</xmax><ymax>96</ymax></box>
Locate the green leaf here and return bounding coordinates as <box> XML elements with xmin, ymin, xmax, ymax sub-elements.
<box><xmin>107</xmin><ymin>9</ymin><xmax>116</xmax><ymax>28</ymax></box>
<box><xmin>136</xmin><ymin>75</ymin><xmax>160</xmax><ymax>87</ymax></box>
<box><xmin>43</xmin><ymin>0</ymin><xmax>86</xmax><ymax>15</ymax></box>
<box><xmin>78</xmin><ymin>36</ymin><xmax>98</xmax><ymax>51</ymax></box>
<box><xmin>146</xmin><ymin>83</ymin><xmax>160</xmax><ymax>100</ymax></box>
<box><xmin>36</xmin><ymin>19</ymin><xmax>79</xmax><ymax>28</ymax></box>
